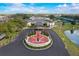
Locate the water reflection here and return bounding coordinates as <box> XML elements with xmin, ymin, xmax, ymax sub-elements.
<box><xmin>64</xmin><ymin>30</ymin><xmax>79</xmax><ymax>46</ymax></box>
<box><xmin>70</xmin><ymin>29</ymin><xmax>74</xmax><ymax>34</ymax></box>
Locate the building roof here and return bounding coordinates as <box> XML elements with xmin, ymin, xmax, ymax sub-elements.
<box><xmin>0</xmin><ymin>33</ymin><xmax>6</xmax><ymax>40</ymax></box>
<box><xmin>27</xmin><ymin>16</ymin><xmax>52</xmax><ymax>23</ymax></box>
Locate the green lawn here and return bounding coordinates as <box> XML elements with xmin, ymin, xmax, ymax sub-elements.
<box><xmin>0</xmin><ymin>18</ymin><xmax>27</xmax><ymax>47</ymax></box>
<box><xmin>0</xmin><ymin>32</ymin><xmax>18</xmax><ymax>47</ymax></box>
<box><xmin>53</xmin><ymin>23</ymin><xmax>79</xmax><ymax>56</ymax></box>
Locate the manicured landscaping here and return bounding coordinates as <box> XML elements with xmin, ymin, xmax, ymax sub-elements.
<box><xmin>53</xmin><ymin>23</ymin><xmax>79</xmax><ymax>55</ymax></box>
<box><xmin>23</xmin><ymin>31</ymin><xmax>53</xmax><ymax>50</ymax></box>
<box><xmin>23</xmin><ymin>39</ymin><xmax>53</xmax><ymax>50</ymax></box>
<box><xmin>0</xmin><ymin>13</ymin><xmax>79</xmax><ymax>55</ymax></box>
<box><xmin>0</xmin><ymin>18</ymin><xmax>27</xmax><ymax>47</ymax></box>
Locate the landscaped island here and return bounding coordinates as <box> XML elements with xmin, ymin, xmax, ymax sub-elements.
<box><xmin>23</xmin><ymin>30</ymin><xmax>53</xmax><ymax>50</ymax></box>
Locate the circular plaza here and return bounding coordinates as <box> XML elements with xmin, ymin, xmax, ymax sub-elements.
<box><xmin>23</xmin><ymin>29</ymin><xmax>53</xmax><ymax>50</ymax></box>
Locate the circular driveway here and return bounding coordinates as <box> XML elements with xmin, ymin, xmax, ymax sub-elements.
<box><xmin>0</xmin><ymin>29</ymin><xmax>69</xmax><ymax>56</ymax></box>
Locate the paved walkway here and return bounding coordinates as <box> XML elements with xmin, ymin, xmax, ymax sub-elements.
<box><xmin>0</xmin><ymin>29</ymin><xmax>69</xmax><ymax>56</ymax></box>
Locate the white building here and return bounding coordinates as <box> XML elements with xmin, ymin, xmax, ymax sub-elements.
<box><xmin>30</xmin><ymin>16</ymin><xmax>50</xmax><ymax>20</ymax></box>
<box><xmin>0</xmin><ymin>15</ymin><xmax>10</xmax><ymax>23</ymax></box>
<box><xmin>27</xmin><ymin>16</ymin><xmax>55</xmax><ymax>28</ymax></box>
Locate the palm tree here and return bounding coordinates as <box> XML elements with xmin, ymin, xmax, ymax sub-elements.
<box><xmin>70</xmin><ymin>21</ymin><xmax>76</xmax><ymax>33</ymax></box>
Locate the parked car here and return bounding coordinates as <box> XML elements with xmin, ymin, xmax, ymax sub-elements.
<box><xmin>0</xmin><ymin>33</ymin><xmax>6</xmax><ymax>40</ymax></box>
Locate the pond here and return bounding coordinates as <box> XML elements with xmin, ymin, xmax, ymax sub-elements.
<box><xmin>64</xmin><ymin>30</ymin><xmax>79</xmax><ymax>46</ymax></box>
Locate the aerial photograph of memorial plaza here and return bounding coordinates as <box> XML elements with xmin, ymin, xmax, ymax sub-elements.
<box><xmin>0</xmin><ymin>3</ymin><xmax>79</xmax><ymax>56</ymax></box>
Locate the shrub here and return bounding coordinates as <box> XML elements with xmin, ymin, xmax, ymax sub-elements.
<box><xmin>28</xmin><ymin>32</ymin><xmax>35</xmax><ymax>36</ymax></box>
<box><xmin>42</xmin><ymin>31</ymin><xmax>49</xmax><ymax>36</ymax></box>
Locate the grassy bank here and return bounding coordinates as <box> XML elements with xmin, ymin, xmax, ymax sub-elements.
<box><xmin>53</xmin><ymin>23</ymin><xmax>79</xmax><ymax>56</ymax></box>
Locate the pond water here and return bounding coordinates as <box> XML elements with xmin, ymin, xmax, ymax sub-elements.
<box><xmin>64</xmin><ymin>30</ymin><xmax>79</xmax><ymax>46</ymax></box>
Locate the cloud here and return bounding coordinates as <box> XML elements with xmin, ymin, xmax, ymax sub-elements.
<box><xmin>52</xmin><ymin>3</ymin><xmax>79</xmax><ymax>14</ymax></box>
<box><xmin>0</xmin><ymin>3</ymin><xmax>79</xmax><ymax>14</ymax></box>
<box><xmin>0</xmin><ymin>3</ymin><xmax>50</xmax><ymax>14</ymax></box>
<box><xmin>71</xmin><ymin>3</ymin><xmax>79</xmax><ymax>10</ymax></box>
<box><xmin>57</xmin><ymin>3</ymin><xmax>67</xmax><ymax>7</ymax></box>
<box><xmin>0</xmin><ymin>3</ymin><xmax>28</xmax><ymax>14</ymax></box>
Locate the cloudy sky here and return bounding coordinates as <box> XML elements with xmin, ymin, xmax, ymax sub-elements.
<box><xmin>0</xmin><ymin>3</ymin><xmax>79</xmax><ymax>14</ymax></box>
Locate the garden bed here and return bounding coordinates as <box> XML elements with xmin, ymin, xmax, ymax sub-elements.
<box><xmin>23</xmin><ymin>30</ymin><xmax>53</xmax><ymax>50</ymax></box>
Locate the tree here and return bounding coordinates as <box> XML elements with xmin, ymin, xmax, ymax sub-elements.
<box><xmin>48</xmin><ymin>15</ymin><xmax>55</xmax><ymax>19</ymax></box>
<box><xmin>31</xmin><ymin>23</ymin><xmax>35</xmax><ymax>27</ymax></box>
<box><xmin>70</xmin><ymin>29</ymin><xmax>74</xmax><ymax>34</ymax></box>
<box><xmin>43</xmin><ymin>23</ymin><xmax>47</xmax><ymax>27</ymax></box>
<box><xmin>62</xmin><ymin>21</ymin><xmax>65</xmax><ymax>25</ymax></box>
<box><xmin>71</xmin><ymin>21</ymin><xmax>76</xmax><ymax>25</ymax></box>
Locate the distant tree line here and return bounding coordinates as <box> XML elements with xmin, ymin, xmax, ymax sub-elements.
<box><xmin>61</xmin><ymin>15</ymin><xmax>79</xmax><ymax>20</ymax></box>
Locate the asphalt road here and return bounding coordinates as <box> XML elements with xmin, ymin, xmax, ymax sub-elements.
<box><xmin>0</xmin><ymin>29</ymin><xmax>69</xmax><ymax>56</ymax></box>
